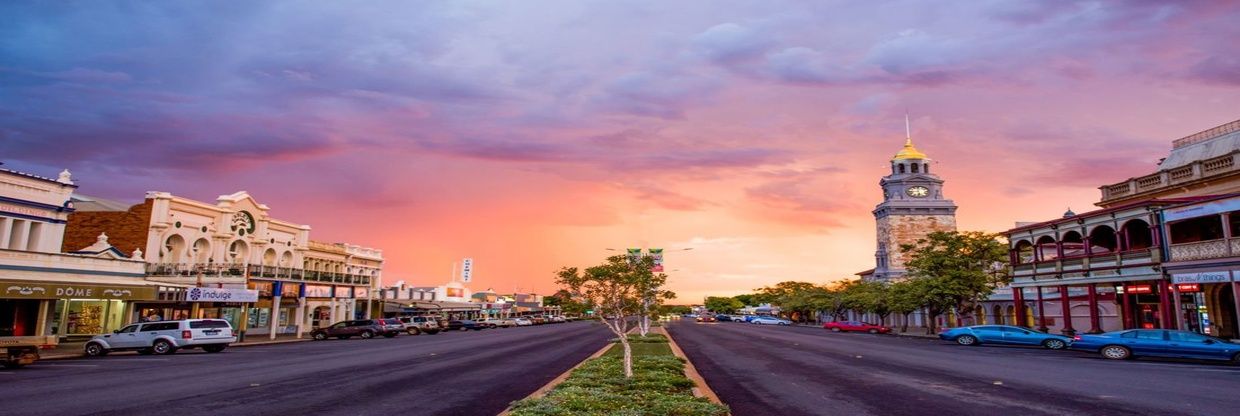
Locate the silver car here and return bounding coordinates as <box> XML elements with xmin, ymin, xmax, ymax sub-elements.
<box><xmin>84</xmin><ymin>319</ymin><xmax>236</xmax><ymax>356</ymax></box>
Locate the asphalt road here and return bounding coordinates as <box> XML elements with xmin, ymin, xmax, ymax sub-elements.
<box><xmin>668</xmin><ymin>321</ymin><xmax>1240</xmax><ymax>416</ymax></box>
<box><xmin>0</xmin><ymin>321</ymin><xmax>610</xmax><ymax>416</ymax></box>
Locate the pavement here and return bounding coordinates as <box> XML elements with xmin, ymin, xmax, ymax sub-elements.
<box><xmin>667</xmin><ymin>320</ymin><xmax>1240</xmax><ymax>416</ymax></box>
<box><xmin>0</xmin><ymin>321</ymin><xmax>610</xmax><ymax>416</ymax></box>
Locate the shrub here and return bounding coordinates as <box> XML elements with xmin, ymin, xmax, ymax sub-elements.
<box><xmin>510</xmin><ymin>355</ymin><xmax>729</xmax><ymax>416</ymax></box>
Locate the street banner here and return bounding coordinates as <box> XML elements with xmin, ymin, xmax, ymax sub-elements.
<box><xmin>626</xmin><ymin>248</ymin><xmax>642</xmax><ymax>265</ymax></box>
<box><xmin>649</xmin><ymin>248</ymin><xmax>664</xmax><ymax>272</ymax></box>
<box><xmin>462</xmin><ymin>258</ymin><xmax>474</xmax><ymax>283</ymax></box>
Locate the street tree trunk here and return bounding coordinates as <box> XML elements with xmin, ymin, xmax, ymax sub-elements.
<box><xmin>601</xmin><ymin>316</ymin><xmax>634</xmax><ymax>378</ymax></box>
<box><xmin>621</xmin><ymin>337</ymin><xmax>633</xmax><ymax>378</ymax></box>
<box><xmin>900</xmin><ymin>313</ymin><xmax>910</xmax><ymax>332</ymax></box>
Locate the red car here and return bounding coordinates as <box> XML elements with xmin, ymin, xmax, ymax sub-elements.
<box><xmin>823</xmin><ymin>321</ymin><xmax>891</xmax><ymax>334</ymax></box>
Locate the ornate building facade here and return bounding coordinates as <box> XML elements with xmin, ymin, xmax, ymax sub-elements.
<box><xmin>861</xmin><ymin>135</ymin><xmax>958</xmax><ymax>282</ymax></box>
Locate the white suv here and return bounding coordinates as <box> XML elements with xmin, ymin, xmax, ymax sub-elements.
<box><xmin>84</xmin><ymin>319</ymin><xmax>236</xmax><ymax>356</ymax></box>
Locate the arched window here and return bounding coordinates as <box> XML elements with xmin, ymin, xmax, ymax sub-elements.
<box><xmin>163</xmin><ymin>234</ymin><xmax>186</xmax><ymax>264</ymax></box>
<box><xmin>1035</xmin><ymin>235</ymin><xmax>1057</xmax><ymax>261</ymax></box>
<box><xmin>1088</xmin><ymin>225</ymin><xmax>1117</xmax><ymax>255</ymax></box>
<box><xmin>924</xmin><ymin>163</ymin><xmax>930</xmax><ymax>173</ymax></box>
<box><xmin>898</xmin><ymin>164</ymin><xmax>906</xmax><ymax>174</ymax></box>
<box><xmin>1123</xmin><ymin>219</ymin><xmax>1155</xmax><ymax>250</ymax></box>
<box><xmin>911</xmin><ymin>163</ymin><xmax>920</xmax><ymax>173</ymax></box>
<box><xmin>1061</xmin><ymin>231</ymin><xmax>1084</xmax><ymax>257</ymax></box>
<box><xmin>1014</xmin><ymin>240</ymin><xmax>1034</xmax><ymax>264</ymax></box>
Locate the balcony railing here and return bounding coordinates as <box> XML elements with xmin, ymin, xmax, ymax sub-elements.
<box><xmin>147</xmin><ymin>263</ymin><xmax>373</xmax><ymax>286</ymax></box>
<box><xmin>1168</xmin><ymin>239</ymin><xmax>1232</xmax><ymax>262</ymax></box>
<box><xmin>1011</xmin><ymin>247</ymin><xmax>1158</xmax><ymax>277</ymax></box>
<box><xmin>1100</xmin><ymin>152</ymin><xmax>1240</xmax><ymax>203</ymax></box>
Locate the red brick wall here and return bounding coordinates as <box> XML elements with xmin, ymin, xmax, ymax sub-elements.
<box><xmin>62</xmin><ymin>199</ymin><xmax>153</xmax><ymax>255</ymax></box>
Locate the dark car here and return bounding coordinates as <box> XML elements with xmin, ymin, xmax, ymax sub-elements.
<box><xmin>1071</xmin><ymin>329</ymin><xmax>1240</xmax><ymax>362</ymax></box>
<box><xmin>378</xmin><ymin>319</ymin><xmax>405</xmax><ymax>337</ymax></box>
<box><xmin>715</xmin><ymin>315</ymin><xmax>733</xmax><ymax>322</ymax></box>
<box><xmin>446</xmin><ymin>320</ymin><xmax>483</xmax><ymax>331</ymax></box>
<box><xmin>311</xmin><ymin>319</ymin><xmax>389</xmax><ymax>340</ymax></box>
<box><xmin>695</xmin><ymin>315</ymin><xmax>716</xmax><ymax>323</ymax></box>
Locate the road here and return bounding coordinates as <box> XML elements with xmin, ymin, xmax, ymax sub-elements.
<box><xmin>0</xmin><ymin>321</ymin><xmax>609</xmax><ymax>416</ymax></box>
<box><xmin>668</xmin><ymin>321</ymin><xmax>1240</xmax><ymax>416</ymax></box>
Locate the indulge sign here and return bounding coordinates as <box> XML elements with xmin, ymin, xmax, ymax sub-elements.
<box><xmin>0</xmin><ymin>281</ymin><xmax>156</xmax><ymax>300</ymax></box>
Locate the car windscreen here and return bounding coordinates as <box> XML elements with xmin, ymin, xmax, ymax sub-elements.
<box><xmin>189</xmin><ymin>320</ymin><xmax>231</xmax><ymax>329</ymax></box>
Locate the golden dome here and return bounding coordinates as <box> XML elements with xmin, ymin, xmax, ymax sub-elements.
<box><xmin>892</xmin><ymin>138</ymin><xmax>928</xmax><ymax>161</ymax></box>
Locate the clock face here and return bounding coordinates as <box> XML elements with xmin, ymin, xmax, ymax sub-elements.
<box><xmin>231</xmin><ymin>211</ymin><xmax>256</xmax><ymax>234</ymax></box>
<box><xmin>906</xmin><ymin>186</ymin><xmax>929</xmax><ymax>198</ymax></box>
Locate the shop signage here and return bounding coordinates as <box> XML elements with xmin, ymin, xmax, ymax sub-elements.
<box><xmin>355</xmin><ymin>288</ymin><xmax>369</xmax><ymax>299</ymax></box>
<box><xmin>461</xmin><ymin>258</ymin><xmax>473</xmax><ymax>283</ymax></box>
<box><xmin>186</xmin><ymin>287</ymin><xmax>258</xmax><ymax>303</ymax></box>
<box><xmin>1124</xmin><ymin>285</ymin><xmax>1153</xmax><ymax>294</ymax></box>
<box><xmin>335</xmin><ymin>286</ymin><xmax>353</xmax><ymax>298</ymax></box>
<box><xmin>1164</xmin><ymin>197</ymin><xmax>1240</xmax><ymax>222</ymax></box>
<box><xmin>1176</xmin><ymin>284</ymin><xmax>1202</xmax><ymax>293</ymax></box>
<box><xmin>305</xmin><ymin>285</ymin><xmax>332</xmax><ymax>298</ymax></box>
<box><xmin>0</xmin><ymin>281</ymin><xmax>156</xmax><ymax>300</ymax></box>
<box><xmin>1171</xmin><ymin>272</ymin><xmax>1231</xmax><ymax>284</ymax></box>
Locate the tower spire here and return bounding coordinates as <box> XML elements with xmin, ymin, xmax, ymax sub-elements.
<box><xmin>905</xmin><ymin>112</ymin><xmax>911</xmax><ymax>140</ymax></box>
<box><xmin>892</xmin><ymin>113</ymin><xmax>927</xmax><ymax>160</ymax></box>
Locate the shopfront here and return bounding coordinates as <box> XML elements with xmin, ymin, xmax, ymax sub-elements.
<box><xmin>1168</xmin><ymin>271</ymin><xmax>1239</xmax><ymax>339</ymax></box>
<box><xmin>247</xmin><ymin>280</ymin><xmax>300</xmax><ymax>336</ymax></box>
<box><xmin>1</xmin><ymin>280</ymin><xmax>158</xmax><ymax>339</ymax></box>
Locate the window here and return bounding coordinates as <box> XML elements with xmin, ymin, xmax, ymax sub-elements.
<box><xmin>118</xmin><ymin>325</ymin><xmax>139</xmax><ymax>333</ymax></box>
<box><xmin>1120</xmin><ymin>331</ymin><xmax>1137</xmax><ymax>338</ymax></box>
<box><xmin>898</xmin><ymin>164</ymin><xmax>906</xmax><ymax>174</ymax></box>
<box><xmin>911</xmin><ymin>163</ymin><xmax>920</xmax><ymax>173</ymax></box>
<box><xmin>1000</xmin><ymin>326</ymin><xmax>1029</xmax><ymax>334</ymax></box>
<box><xmin>189</xmin><ymin>320</ymin><xmax>231</xmax><ymax>329</ymax></box>
<box><xmin>141</xmin><ymin>322</ymin><xmax>178</xmax><ymax>331</ymax></box>
<box><xmin>1167</xmin><ymin>332</ymin><xmax>1208</xmax><ymax>342</ymax></box>
<box><xmin>1135</xmin><ymin>330</ymin><xmax>1165</xmax><ymax>340</ymax></box>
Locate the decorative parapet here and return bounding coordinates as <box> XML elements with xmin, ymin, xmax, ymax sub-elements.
<box><xmin>1100</xmin><ymin>153</ymin><xmax>1240</xmax><ymax>203</ymax></box>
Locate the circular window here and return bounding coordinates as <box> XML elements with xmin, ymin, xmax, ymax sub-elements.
<box><xmin>174</xmin><ymin>221</ymin><xmax>182</xmax><ymax>228</ymax></box>
<box><xmin>201</xmin><ymin>226</ymin><xmax>208</xmax><ymax>233</ymax></box>
<box><xmin>238</xmin><ymin>229</ymin><xmax>246</xmax><ymax>236</ymax></box>
<box><xmin>270</xmin><ymin>238</ymin><xmax>275</xmax><ymax>244</ymax></box>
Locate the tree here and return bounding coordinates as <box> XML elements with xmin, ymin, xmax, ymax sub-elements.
<box><xmin>732</xmin><ymin>294</ymin><xmax>757</xmax><ymax>307</ymax></box>
<box><xmin>658</xmin><ymin>304</ymin><xmax>691</xmax><ymax>315</ymax></box>
<box><xmin>841</xmin><ymin>280</ymin><xmax>891</xmax><ymax>325</ymax></box>
<box><xmin>704</xmin><ymin>296</ymin><xmax>744</xmax><ymax>314</ymax></box>
<box><xmin>887</xmin><ymin>280</ymin><xmax>923</xmax><ymax>332</ymax></box>
<box><xmin>901</xmin><ymin>231</ymin><xmax>1009</xmax><ymax>334</ymax></box>
<box><xmin>556</xmin><ymin>255</ymin><xmax>670</xmax><ymax>378</ymax></box>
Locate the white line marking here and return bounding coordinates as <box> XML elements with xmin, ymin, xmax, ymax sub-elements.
<box><xmin>39</xmin><ymin>364</ymin><xmax>98</xmax><ymax>367</ymax></box>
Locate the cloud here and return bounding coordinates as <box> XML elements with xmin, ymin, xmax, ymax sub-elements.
<box><xmin>691</xmin><ymin>23</ymin><xmax>772</xmax><ymax>64</ymax></box>
<box><xmin>1186</xmin><ymin>56</ymin><xmax>1240</xmax><ymax>86</ymax></box>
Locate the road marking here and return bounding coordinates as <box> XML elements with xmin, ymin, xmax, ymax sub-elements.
<box><xmin>39</xmin><ymin>364</ymin><xmax>99</xmax><ymax>367</ymax></box>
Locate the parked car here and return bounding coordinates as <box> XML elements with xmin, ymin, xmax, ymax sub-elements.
<box><xmin>938</xmin><ymin>325</ymin><xmax>1072</xmax><ymax>350</ymax></box>
<box><xmin>397</xmin><ymin>316</ymin><xmax>442</xmax><ymax>335</ymax></box>
<box><xmin>715</xmin><ymin>315</ymin><xmax>733</xmax><ymax>322</ymax></box>
<box><xmin>1071</xmin><ymin>329</ymin><xmax>1240</xmax><ymax>362</ymax></box>
<box><xmin>476</xmin><ymin>319</ymin><xmax>503</xmax><ymax>329</ymax></box>
<box><xmin>514</xmin><ymin>318</ymin><xmax>533</xmax><ymax>326</ymax></box>
<box><xmin>310</xmin><ymin>319</ymin><xmax>389</xmax><ymax>340</ymax></box>
<box><xmin>378</xmin><ymin>319</ymin><xmax>405</xmax><ymax>337</ymax></box>
<box><xmin>549</xmin><ymin>316</ymin><xmax>567</xmax><ymax>323</ymax></box>
<box><xmin>824</xmin><ymin>321</ymin><xmax>892</xmax><ymax>334</ymax></box>
<box><xmin>750</xmin><ymin>317</ymin><xmax>792</xmax><ymax>326</ymax></box>
<box><xmin>84</xmin><ymin>319</ymin><xmax>235</xmax><ymax>356</ymax></box>
<box><xmin>696</xmin><ymin>314</ymin><xmax>717</xmax><ymax>323</ymax></box>
<box><xmin>530</xmin><ymin>316</ymin><xmax>547</xmax><ymax>325</ymax></box>
<box><xmin>446</xmin><ymin>320</ymin><xmax>484</xmax><ymax>331</ymax></box>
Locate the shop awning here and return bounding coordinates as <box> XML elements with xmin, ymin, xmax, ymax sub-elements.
<box><xmin>0</xmin><ymin>275</ymin><xmax>191</xmax><ymax>301</ymax></box>
<box><xmin>382</xmin><ymin>300</ymin><xmax>482</xmax><ymax>313</ymax></box>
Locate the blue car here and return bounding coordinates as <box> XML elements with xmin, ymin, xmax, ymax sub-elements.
<box><xmin>1071</xmin><ymin>329</ymin><xmax>1239</xmax><ymax>363</ymax></box>
<box><xmin>938</xmin><ymin>325</ymin><xmax>1072</xmax><ymax>350</ymax></box>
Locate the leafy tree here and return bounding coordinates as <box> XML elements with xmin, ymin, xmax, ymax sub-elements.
<box><xmin>732</xmin><ymin>294</ymin><xmax>757</xmax><ymax>307</ymax></box>
<box><xmin>544</xmin><ymin>288</ymin><xmax>590</xmax><ymax>316</ymax></box>
<box><xmin>704</xmin><ymin>296</ymin><xmax>744</xmax><ymax>314</ymax></box>
<box><xmin>557</xmin><ymin>255</ymin><xmax>671</xmax><ymax>378</ymax></box>
<box><xmin>887</xmin><ymin>280</ymin><xmax>923</xmax><ymax>332</ymax></box>
<box><xmin>901</xmin><ymin>231</ymin><xmax>1009</xmax><ymax>334</ymax></box>
<box><xmin>840</xmin><ymin>280</ymin><xmax>891</xmax><ymax>325</ymax></box>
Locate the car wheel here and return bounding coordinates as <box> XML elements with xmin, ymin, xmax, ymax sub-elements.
<box><xmin>830</xmin><ymin>327</ymin><xmax>841</xmax><ymax>332</ymax></box>
<box><xmin>203</xmin><ymin>345</ymin><xmax>226</xmax><ymax>353</ymax></box>
<box><xmin>360</xmin><ymin>331</ymin><xmax>374</xmax><ymax>339</ymax></box>
<box><xmin>955</xmin><ymin>335</ymin><xmax>978</xmax><ymax>346</ymax></box>
<box><xmin>407</xmin><ymin>328</ymin><xmax>421</xmax><ymax>335</ymax></box>
<box><xmin>84</xmin><ymin>343</ymin><xmax>108</xmax><ymax>357</ymax></box>
<box><xmin>1232</xmin><ymin>353</ymin><xmax>1240</xmax><ymax>366</ymax></box>
<box><xmin>152</xmin><ymin>340</ymin><xmax>176</xmax><ymax>355</ymax></box>
<box><xmin>868</xmin><ymin>329</ymin><xmax>879</xmax><ymax>334</ymax></box>
<box><xmin>1100</xmin><ymin>345</ymin><xmax>1131</xmax><ymax>360</ymax></box>
<box><xmin>1043</xmin><ymin>339</ymin><xmax>1067</xmax><ymax>350</ymax></box>
<box><xmin>313</xmin><ymin>332</ymin><xmax>327</xmax><ymax>341</ymax></box>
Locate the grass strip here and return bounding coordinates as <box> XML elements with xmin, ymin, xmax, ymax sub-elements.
<box><xmin>510</xmin><ymin>334</ymin><xmax>728</xmax><ymax>416</ymax></box>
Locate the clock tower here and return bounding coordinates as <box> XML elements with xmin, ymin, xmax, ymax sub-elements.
<box><xmin>865</xmin><ymin>132</ymin><xmax>957</xmax><ymax>282</ymax></box>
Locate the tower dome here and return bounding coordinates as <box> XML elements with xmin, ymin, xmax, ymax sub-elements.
<box><xmin>892</xmin><ymin>138</ymin><xmax>928</xmax><ymax>161</ymax></box>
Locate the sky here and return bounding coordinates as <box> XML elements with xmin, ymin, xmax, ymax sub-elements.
<box><xmin>3</xmin><ymin>1</ymin><xmax>1239</xmax><ymax>302</ymax></box>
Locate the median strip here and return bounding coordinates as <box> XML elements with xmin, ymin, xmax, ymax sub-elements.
<box><xmin>503</xmin><ymin>332</ymin><xmax>729</xmax><ymax>416</ymax></box>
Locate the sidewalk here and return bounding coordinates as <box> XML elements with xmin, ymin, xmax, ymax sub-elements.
<box><xmin>40</xmin><ymin>333</ymin><xmax>309</xmax><ymax>360</ymax></box>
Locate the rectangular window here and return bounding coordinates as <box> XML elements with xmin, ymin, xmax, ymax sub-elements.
<box><xmin>26</xmin><ymin>222</ymin><xmax>42</xmax><ymax>251</ymax></box>
<box><xmin>189</xmin><ymin>320</ymin><xmax>231</xmax><ymax>329</ymax></box>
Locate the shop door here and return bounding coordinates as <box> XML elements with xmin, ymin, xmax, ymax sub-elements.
<box><xmin>0</xmin><ymin>299</ymin><xmax>40</xmax><ymax>336</ymax></box>
<box><xmin>1137</xmin><ymin>304</ymin><xmax>1161</xmax><ymax>329</ymax></box>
